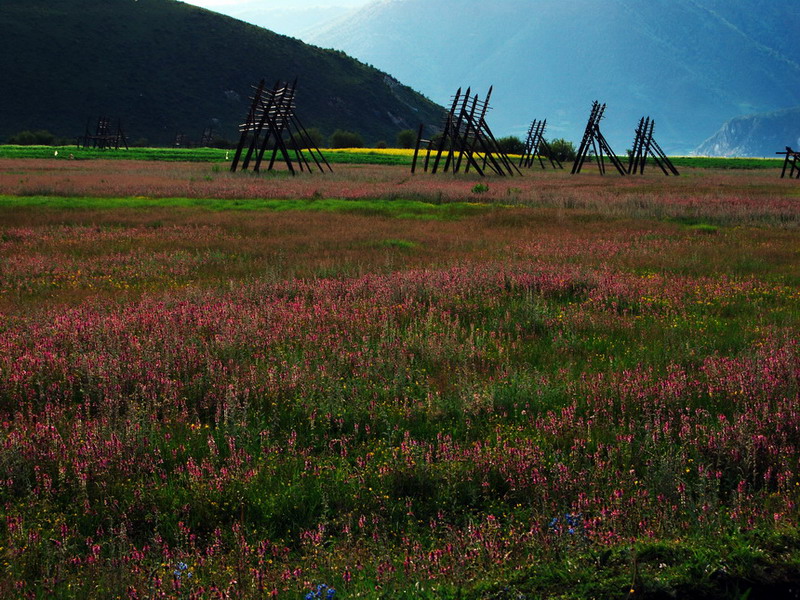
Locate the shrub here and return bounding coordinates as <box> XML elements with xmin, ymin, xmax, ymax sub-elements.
<box><xmin>209</xmin><ymin>137</ymin><xmax>235</xmax><ymax>149</ymax></box>
<box><xmin>301</xmin><ymin>127</ymin><xmax>325</xmax><ymax>149</ymax></box>
<box><xmin>396</xmin><ymin>129</ymin><xmax>417</xmax><ymax>149</ymax></box>
<box><xmin>545</xmin><ymin>138</ymin><xmax>577</xmax><ymax>162</ymax></box>
<box><xmin>429</xmin><ymin>131</ymin><xmax>449</xmax><ymax>150</ymax></box>
<box><xmin>329</xmin><ymin>129</ymin><xmax>364</xmax><ymax>149</ymax></box>
<box><xmin>496</xmin><ymin>135</ymin><xmax>525</xmax><ymax>155</ymax></box>
<box><xmin>8</xmin><ymin>129</ymin><xmax>58</xmax><ymax>145</ymax></box>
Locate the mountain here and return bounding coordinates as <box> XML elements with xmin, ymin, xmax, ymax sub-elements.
<box><xmin>693</xmin><ymin>107</ymin><xmax>800</xmax><ymax>157</ymax></box>
<box><xmin>0</xmin><ymin>0</ymin><xmax>443</xmax><ymax>146</ymax></box>
<box><xmin>306</xmin><ymin>0</ymin><xmax>800</xmax><ymax>154</ymax></box>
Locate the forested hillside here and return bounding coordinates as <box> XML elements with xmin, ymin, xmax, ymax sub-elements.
<box><xmin>0</xmin><ymin>0</ymin><xmax>444</xmax><ymax>145</ymax></box>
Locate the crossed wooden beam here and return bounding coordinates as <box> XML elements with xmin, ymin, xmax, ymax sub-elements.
<box><xmin>628</xmin><ymin>116</ymin><xmax>679</xmax><ymax>176</ymax></box>
<box><xmin>519</xmin><ymin>119</ymin><xmax>562</xmax><ymax>170</ymax></box>
<box><xmin>777</xmin><ymin>146</ymin><xmax>800</xmax><ymax>179</ymax></box>
<box><xmin>230</xmin><ymin>79</ymin><xmax>331</xmax><ymax>175</ymax></box>
<box><xmin>572</xmin><ymin>101</ymin><xmax>626</xmax><ymax>175</ymax></box>
<box><xmin>78</xmin><ymin>116</ymin><xmax>128</xmax><ymax>150</ymax></box>
<box><xmin>412</xmin><ymin>86</ymin><xmax>520</xmax><ymax>177</ymax></box>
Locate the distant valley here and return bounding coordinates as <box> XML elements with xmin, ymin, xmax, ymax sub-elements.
<box><xmin>306</xmin><ymin>0</ymin><xmax>800</xmax><ymax>154</ymax></box>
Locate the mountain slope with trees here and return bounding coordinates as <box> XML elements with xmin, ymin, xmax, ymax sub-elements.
<box><xmin>306</xmin><ymin>0</ymin><xmax>800</xmax><ymax>154</ymax></box>
<box><xmin>0</xmin><ymin>0</ymin><xmax>444</xmax><ymax>146</ymax></box>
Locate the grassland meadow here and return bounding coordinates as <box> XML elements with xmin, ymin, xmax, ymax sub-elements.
<box><xmin>0</xmin><ymin>153</ymin><xmax>798</xmax><ymax>598</ymax></box>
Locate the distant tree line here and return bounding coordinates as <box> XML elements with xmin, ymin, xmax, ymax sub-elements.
<box><xmin>329</xmin><ymin>129</ymin><xmax>364</xmax><ymax>148</ymax></box>
<box><xmin>2</xmin><ymin>128</ymin><xmax>579</xmax><ymax>159</ymax></box>
<box><xmin>6</xmin><ymin>129</ymin><xmax>73</xmax><ymax>146</ymax></box>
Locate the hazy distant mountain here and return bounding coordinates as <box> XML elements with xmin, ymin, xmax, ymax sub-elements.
<box><xmin>0</xmin><ymin>0</ymin><xmax>443</xmax><ymax>145</ymax></box>
<box><xmin>306</xmin><ymin>0</ymin><xmax>800</xmax><ymax>154</ymax></box>
<box><xmin>693</xmin><ymin>107</ymin><xmax>800</xmax><ymax>157</ymax></box>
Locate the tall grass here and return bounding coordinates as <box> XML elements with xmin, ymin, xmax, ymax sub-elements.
<box><xmin>0</xmin><ymin>164</ymin><xmax>798</xmax><ymax>598</ymax></box>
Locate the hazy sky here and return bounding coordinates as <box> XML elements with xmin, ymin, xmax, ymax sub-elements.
<box><xmin>182</xmin><ymin>0</ymin><xmax>372</xmax><ymax>36</ymax></box>
<box><xmin>185</xmin><ymin>0</ymin><xmax>369</xmax><ymax>7</ymax></box>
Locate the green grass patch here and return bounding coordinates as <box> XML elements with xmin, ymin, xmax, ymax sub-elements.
<box><xmin>0</xmin><ymin>194</ymin><xmax>495</xmax><ymax>220</ymax></box>
<box><xmin>321</xmin><ymin>149</ymin><xmax>412</xmax><ymax>166</ymax></box>
<box><xmin>374</xmin><ymin>239</ymin><xmax>419</xmax><ymax>250</ymax></box>
<box><xmin>686</xmin><ymin>222</ymin><xmax>719</xmax><ymax>234</ymax></box>
<box><xmin>1</xmin><ymin>145</ymin><xmax>787</xmax><ymax>169</ymax></box>
<box><xmin>0</xmin><ymin>145</ymin><xmax>414</xmax><ymax>165</ymax></box>
<box><xmin>668</xmin><ymin>215</ymin><xmax>725</xmax><ymax>230</ymax></box>
<box><xmin>670</xmin><ymin>156</ymin><xmax>784</xmax><ymax>169</ymax></box>
<box><xmin>0</xmin><ymin>145</ymin><xmax>231</xmax><ymax>162</ymax></box>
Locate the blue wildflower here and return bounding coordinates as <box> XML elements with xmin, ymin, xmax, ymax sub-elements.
<box><xmin>307</xmin><ymin>583</ymin><xmax>335</xmax><ymax>600</ymax></box>
<box><xmin>548</xmin><ymin>513</ymin><xmax>583</xmax><ymax>536</ymax></box>
<box><xmin>173</xmin><ymin>561</ymin><xmax>192</xmax><ymax>580</ymax></box>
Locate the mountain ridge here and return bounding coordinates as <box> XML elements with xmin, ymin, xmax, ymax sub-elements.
<box><xmin>306</xmin><ymin>0</ymin><xmax>800</xmax><ymax>154</ymax></box>
<box><xmin>0</xmin><ymin>0</ymin><xmax>444</xmax><ymax>145</ymax></box>
<box><xmin>693</xmin><ymin>107</ymin><xmax>800</xmax><ymax>157</ymax></box>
